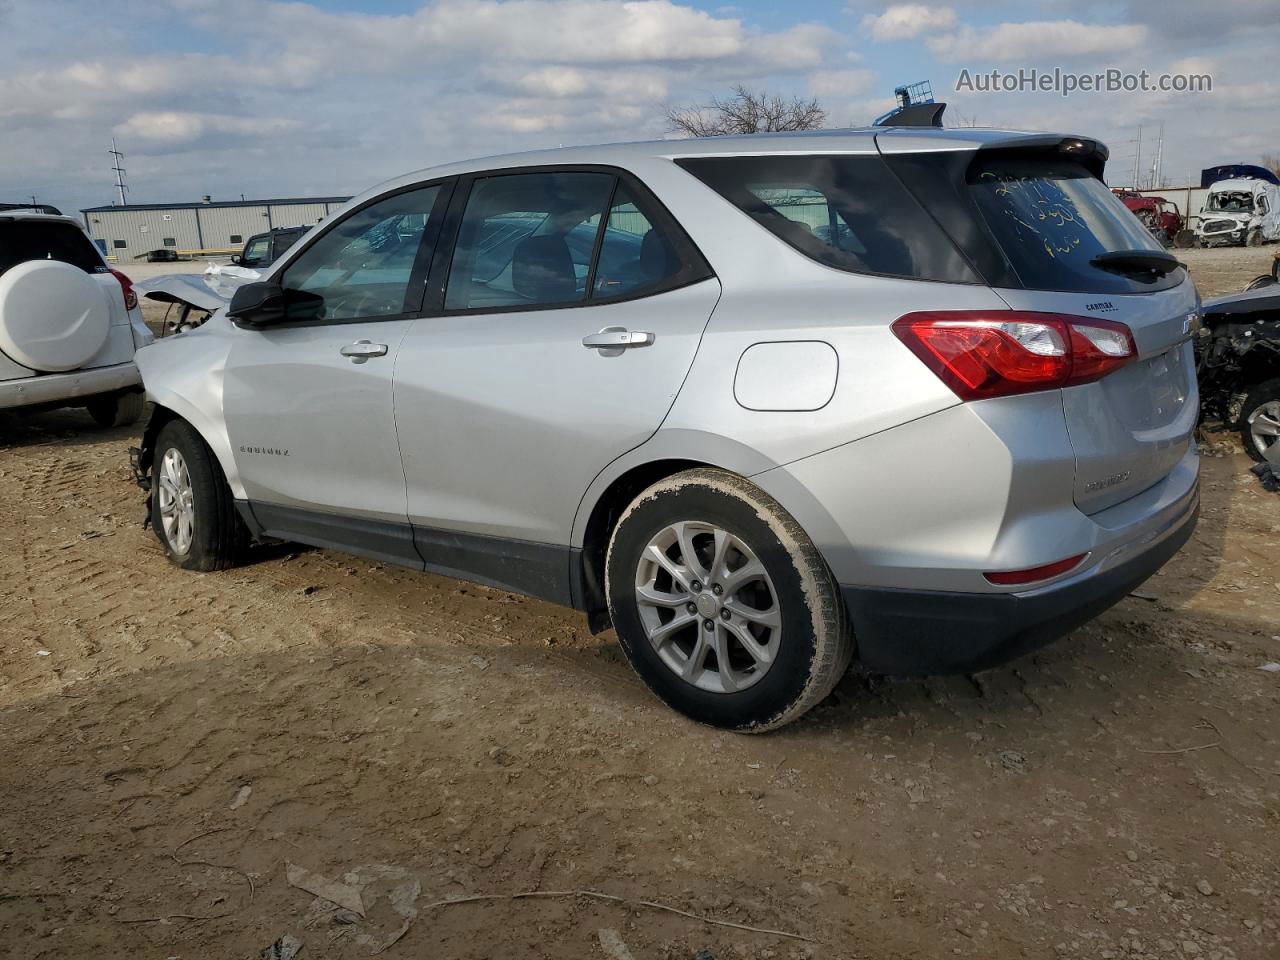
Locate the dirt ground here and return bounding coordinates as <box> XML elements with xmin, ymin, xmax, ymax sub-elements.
<box><xmin>2</xmin><ymin>247</ymin><xmax>1279</xmax><ymax>960</ymax></box>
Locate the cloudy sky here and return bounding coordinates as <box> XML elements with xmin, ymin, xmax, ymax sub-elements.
<box><xmin>3</xmin><ymin>0</ymin><xmax>1276</xmax><ymax>215</ymax></box>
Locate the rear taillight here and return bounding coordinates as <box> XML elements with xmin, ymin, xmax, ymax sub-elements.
<box><xmin>891</xmin><ymin>311</ymin><xmax>1136</xmax><ymax>401</ymax></box>
<box><xmin>110</xmin><ymin>269</ymin><xmax>138</xmax><ymax>310</ymax></box>
<box><xmin>984</xmin><ymin>553</ymin><xmax>1087</xmax><ymax>586</ymax></box>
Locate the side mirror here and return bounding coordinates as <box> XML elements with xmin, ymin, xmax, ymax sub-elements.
<box><xmin>228</xmin><ymin>281</ymin><xmax>287</xmax><ymax>328</ymax></box>
<box><xmin>229</xmin><ymin>254</ymin><xmax>242</xmax><ymax>265</ymax></box>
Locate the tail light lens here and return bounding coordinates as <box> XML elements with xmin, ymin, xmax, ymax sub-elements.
<box><xmin>892</xmin><ymin>311</ymin><xmax>1136</xmax><ymax>401</ymax></box>
<box><xmin>110</xmin><ymin>269</ymin><xmax>138</xmax><ymax>310</ymax></box>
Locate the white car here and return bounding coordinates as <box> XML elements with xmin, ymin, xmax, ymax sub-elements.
<box><xmin>0</xmin><ymin>210</ymin><xmax>154</xmax><ymax>424</ymax></box>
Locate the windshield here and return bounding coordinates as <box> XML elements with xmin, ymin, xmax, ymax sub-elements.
<box><xmin>1207</xmin><ymin>191</ymin><xmax>1253</xmax><ymax>213</ymax></box>
<box><xmin>967</xmin><ymin>155</ymin><xmax>1182</xmax><ymax>293</ymax></box>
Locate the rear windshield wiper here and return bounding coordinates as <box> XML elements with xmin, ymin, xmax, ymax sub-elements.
<box><xmin>1090</xmin><ymin>249</ymin><xmax>1181</xmax><ymax>278</ymax></box>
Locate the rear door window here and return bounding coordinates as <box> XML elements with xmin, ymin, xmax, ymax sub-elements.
<box><xmin>0</xmin><ymin>220</ymin><xmax>105</xmax><ymax>276</ymax></box>
<box><xmin>444</xmin><ymin>171</ymin><xmax>615</xmax><ymax>311</ymax></box>
<box><xmin>966</xmin><ymin>155</ymin><xmax>1184</xmax><ymax>293</ymax></box>
<box><xmin>676</xmin><ymin>154</ymin><xmax>980</xmax><ymax>284</ymax></box>
<box><xmin>592</xmin><ymin>184</ymin><xmax>686</xmax><ymax>300</ymax></box>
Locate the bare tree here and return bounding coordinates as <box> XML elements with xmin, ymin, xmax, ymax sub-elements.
<box><xmin>666</xmin><ymin>85</ymin><xmax>825</xmax><ymax>138</ymax></box>
<box><xmin>1263</xmin><ymin>153</ymin><xmax>1280</xmax><ymax>179</ymax></box>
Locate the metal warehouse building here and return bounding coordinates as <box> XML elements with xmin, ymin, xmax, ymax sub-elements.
<box><xmin>81</xmin><ymin>196</ymin><xmax>351</xmax><ymax>264</ymax></box>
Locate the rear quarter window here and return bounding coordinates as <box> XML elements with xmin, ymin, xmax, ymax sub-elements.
<box><xmin>0</xmin><ymin>220</ymin><xmax>105</xmax><ymax>276</ymax></box>
<box><xmin>676</xmin><ymin>154</ymin><xmax>980</xmax><ymax>284</ymax></box>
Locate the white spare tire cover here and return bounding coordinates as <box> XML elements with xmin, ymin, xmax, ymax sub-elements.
<box><xmin>0</xmin><ymin>260</ymin><xmax>111</xmax><ymax>372</ymax></box>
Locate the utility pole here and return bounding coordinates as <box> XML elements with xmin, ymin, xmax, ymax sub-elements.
<box><xmin>1149</xmin><ymin>122</ymin><xmax>1165</xmax><ymax>189</ymax></box>
<box><xmin>109</xmin><ymin>138</ymin><xmax>128</xmax><ymax>206</ymax></box>
<box><xmin>1136</xmin><ymin>124</ymin><xmax>1146</xmax><ymax>190</ymax></box>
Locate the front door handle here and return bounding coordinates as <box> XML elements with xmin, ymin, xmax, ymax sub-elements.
<box><xmin>582</xmin><ymin>327</ymin><xmax>655</xmax><ymax>357</ymax></box>
<box><xmin>340</xmin><ymin>340</ymin><xmax>388</xmax><ymax>364</ymax></box>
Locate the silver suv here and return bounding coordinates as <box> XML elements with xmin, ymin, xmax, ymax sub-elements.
<box><xmin>132</xmin><ymin>128</ymin><xmax>1200</xmax><ymax>731</ymax></box>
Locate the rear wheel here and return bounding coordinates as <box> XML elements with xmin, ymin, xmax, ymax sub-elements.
<box><xmin>86</xmin><ymin>389</ymin><xmax>145</xmax><ymax>427</ymax></box>
<box><xmin>151</xmin><ymin>419</ymin><xmax>247</xmax><ymax>570</ymax></box>
<box><xmin>1241</xmin><ymin>379</ymin><xmax>1280</xmax><ymax>462</ymax></box>
<box><xmin>605</xmin><ymin>468</ymin><xmax>852</xmax><ymax>732</ymax></box>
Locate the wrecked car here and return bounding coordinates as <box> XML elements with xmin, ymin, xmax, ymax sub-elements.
<box><xmin>1195</xmin><ymin>177</ymin><xmax>1280</xmax><ymax>247</ymax></box>
<box><xmin>1197</xmin><ymin>285</ymin><xmax>1280</xmax><ymax>462</ymax></box>
<box><xmin>132</xmin><ymin>273</ymin><xmax>226</xmax><ymax>335</ymax></box>
<box><xmin>1113</xmin><ymin>189</ymin><xmax>1183</xmax><ymax>246</ymax></box>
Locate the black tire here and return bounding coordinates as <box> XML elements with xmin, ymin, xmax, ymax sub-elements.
<box><xmin>605</xmin><ymin>468</ymin><xmax>853</xmax><ymax>733</ymax></box>
<box><xmin>151</xmin><ymin>419</ymin><xmax>247</xmax><ymax>570</ymax></box>
<box><xmin>1239</xmin><ymin>378</ymin><xmax>1280</xmax><ymax>463</ymax></box>
<box><xmin>86</xmin><ymin>389</ymin><xmax>145</xmax><ymax>427</ymax></box>
<box><xmin>1246</xmin><ymin>229</ymin><xmax>1264</xmax><ymax>248</ymax></box>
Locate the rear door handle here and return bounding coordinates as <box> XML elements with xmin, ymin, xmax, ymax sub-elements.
<box><xmin>582</xmin><ymin>327</ymin><xmax>655</xmax><ymax>356</ymax></box>
<box><xmin>340</xmin><ymin>340</ymin><xmax>388</xmax><ymax>363</ymax></box>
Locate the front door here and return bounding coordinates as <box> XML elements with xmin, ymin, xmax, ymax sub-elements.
<box><xmin>222</xmin><ymin>181</ymin><xmax>453</xmax><ymax>562</ymax></box>
<box><xmin>393</xmin><ymin>169</ymin><xmax>720</xmax><ymax>566</ymax></box>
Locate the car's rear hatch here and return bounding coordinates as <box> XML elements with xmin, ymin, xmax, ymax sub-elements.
<box><xmin>881</xmin><ymin>133</ymin><xmax>1199</xmax><ymax>514</ymax></box>
<box><xmin>995</xmin><ymin>284</ymin><xmax>1197</xmax><ymax>513</ymax></box>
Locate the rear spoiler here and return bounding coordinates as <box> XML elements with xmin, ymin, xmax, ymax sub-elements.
<box><xmin>0</xmin><ymin>202</ymin><xmax>63</xmax><ymax>215</ymax></box>
<box><xmin>972</xmin><ymin>135</ymin><xmax>1110</xmax><ymax>179</ymax></box>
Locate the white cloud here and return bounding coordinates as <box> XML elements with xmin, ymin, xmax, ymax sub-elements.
<box><xmin>927</xmin><ymin>20</ymin><xmax>1148</xmax><ymax>62</ymax></box>
<box><xmin>115</xmin><ymin>112</ymin><xmax>300</xmax><ymax>144</ymax></box>
<box><xmin>860</xmin><ymin>4</ymin><xmax>956</xmax><ymax>41</ymax></box>
<box><xmin>808</xmin><ymin>69</ymin><xmax>876</xmax><ymax>98</ymax></box>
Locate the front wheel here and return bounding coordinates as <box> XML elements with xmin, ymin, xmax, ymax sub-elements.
<box><xmin>151</xmin><ymin>419</ymin><xmax>247</xmax><ymax>570</ymax></box>
<box><xmin>1240</xmin><ymin>379</ymin><xmax>1280</xmax><ymax>463</ymax></box>
<box><xmin>605</xmin><ymin>468</ymin><xmax>853</xmax><ymax>732</ymax></box>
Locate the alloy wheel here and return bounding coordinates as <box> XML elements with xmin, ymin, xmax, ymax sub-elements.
<box><xmin>157</xmin><ymin>447</ymin><xmax>195</xmax><ymax>555</ymax></box>
<box><xmin>633</xmin><ymin>520</ymin><xmax>781</xmax><ymax>693</ymax></box>
<box><xmin>1247</xmin><ymin>400</ymin><xmax>1280</xmax><ymax>459</ymax></box>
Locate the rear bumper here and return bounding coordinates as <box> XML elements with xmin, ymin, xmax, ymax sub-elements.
<box><xmin>0</xmin><ymin>362</ymin><xmax>141</xmax><ymax>410</ymax></box>
<box><xmin>843</xmin><ymin>489</ymin><xmax>1198</xmax><ymax>675</ymax></box>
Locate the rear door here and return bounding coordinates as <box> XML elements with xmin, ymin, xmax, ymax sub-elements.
<box><xmin>393</xmin><ymin>167</ymin><xmax>719</xmax><ymax>555</ymax></box>
<box><xmin>962</xmin><ymin>151</ymin><xmax>1199</xmax><ymax>512</ymax></box>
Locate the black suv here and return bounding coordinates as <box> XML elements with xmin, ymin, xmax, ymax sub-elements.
<box><xmin>232</xmin><ymin>226</ymin><xmax>309</xmax><ymax>270</ymax></box>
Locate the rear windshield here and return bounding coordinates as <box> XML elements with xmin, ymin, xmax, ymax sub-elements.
<box><xmin>0</xmin><ymin>220</ymin><xmax>105</xmax><ymax>276</ymax></box>
<box><xmin>676</xmin><ymin>155</ymin><xmax>980</xmax><ymax>284</ymax></box>
<box><xmin>966</xmin><ymin>155</ymin><xmax>1182</xmax><ymax>293</ymax></box>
